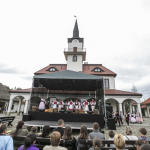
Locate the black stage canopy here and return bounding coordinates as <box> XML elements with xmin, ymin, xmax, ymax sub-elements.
<box><xmin>33</xmin><ymin>70</ymin><xmax>103</xmax><ymax>91</ymax></box>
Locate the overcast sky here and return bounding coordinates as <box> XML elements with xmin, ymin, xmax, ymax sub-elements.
<box><xmin>0</xmin><ymin>0</ymin><xmax>150</xmax><ymax>101</ymax></box>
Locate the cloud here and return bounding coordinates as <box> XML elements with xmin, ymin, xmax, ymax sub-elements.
<box><xmin>21</xmin><ymin>76</ymin><xmax>33</xmax><ymax>81</ymax></box>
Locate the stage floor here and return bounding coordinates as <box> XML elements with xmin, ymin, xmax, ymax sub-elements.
<box><xmin>24</xmin><ymin>120</ymin><xmax>93</xmax><ymax>130</ymax></box>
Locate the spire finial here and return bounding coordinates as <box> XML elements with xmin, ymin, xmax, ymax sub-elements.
<box><xmin>73</xmin><ymin>18</ymin><xmax>79</xmax><ymax>38</ymax></box>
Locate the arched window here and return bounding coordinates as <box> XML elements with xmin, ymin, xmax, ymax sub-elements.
<box><xmin>73</xmin><ymin>55</ymin><xmax>77</xmax><ymax>62</ymax></box>
<box><xmin>49</xmin><ymin>67</ymin><xmax>55</xmax><ymax>72</ymax></box>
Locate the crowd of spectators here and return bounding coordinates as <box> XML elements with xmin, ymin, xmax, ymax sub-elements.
<box><xmin>0</xmin><ymin>119</ymin><xmax>150</xmax><ymax>150</ymax></box>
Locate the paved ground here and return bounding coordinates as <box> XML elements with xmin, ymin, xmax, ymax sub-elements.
<box><xmin>1</xmin><ymin>113</ymin><xmax>150</xmax><ymax>139</ymax></box>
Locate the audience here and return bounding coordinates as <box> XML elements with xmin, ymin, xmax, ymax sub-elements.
<box><xmin>89</xmin><ymin>137</ymin><xmax>102</xmax><ymax>150</ymax></box>
<box><xmin>43</xmin><ymin>131</ymin><xmax>67</xmax><ymax>150</ymax></box>
<box><xmin>89</xmin><ymin>122</ymin><xmax>105</xmax><ymax>140</ymax></box>
<box><xmin>108</xmin><ymin>130</ymin><xmax>115</xmax><ymax>149</ymax></box>
<box><xmin>10</xmin><ymin>121</ymin><xmax>28</xmax><ymax>137</ymax></box>
<box><xmin>114</xmin><ymin>134</ymin><xmax>125</xmax><ymax>150</ymax></box>
<box><xmin>0</xmin><ymin>124</ymin><xmax>13</xmax><ymax>150</ymax></box>
<box><xmin>138</xmin><ymin>128</ymin><xmax>150</xmax><ymax>141</ymax></box>
<box><xmin>28</xmin><ymin>126</ymin><xmax>38</xmax><ymax>136</ymax></box>
<box><xmin>62</xmin><ymin>125</ymin><xmax>77</xmax><ymax>150</ymax></box>
<box><xmin>76</xmin><ymin>125</ymin><xmax>90</xmax><ymax>150</ymax></box>
<box><xmin>18</xmin><ymin>134</ymin><xmax>39</xmax><ymax>150</ymax></box>
<box><xmin>135</xmin><ymin>139</ymin><xmax>149</xmax><ymax>150</ymax></box>
<box><xmin>52</xmin><ymin>119</ymin><xmax>64</xmax><ymax>137</ymax></box>
<box><xmin>139</xmin><ymin>144</ymin><xmax>150</xmax><ymax>150</ymax></box>
<box><xmin>123</xmin><ymin>126</ymin><xmax>138</xmax><ymax>140</ymax></box>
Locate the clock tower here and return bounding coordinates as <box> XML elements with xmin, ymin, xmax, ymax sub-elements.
<box><xmin>64</xmin><ymin>19</ymin><xmax>86</xmax><ymax>72</ymax></box>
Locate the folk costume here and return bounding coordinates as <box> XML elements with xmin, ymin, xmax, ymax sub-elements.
<box><xmin>83</xmin><ymin>101</ymin><xmax>89</xmax><ymax>111</ymax></box>
<box><xmin>136</xmin><ymin>113</ymin><xmax>143</xmax><ymax>123</ymax></box>
<box><xmin>130</xmin><ymin>113</ymin><xmax>136</xmax><ymax>123</ymax></box>
<box><xmin>68</xmin><ymin>101</ymin><xmax>74</xmax><ymax>110</ymax></box>
<box><xmin>58</xmin><ymin>100</ymin><xmax>64</xmax><ymax>111</ymax></box>
<box><xmin>78</xmin><ymin>102</ymin><xmax>81</xmax><ymax>109</ymax></box>
<box><xmin>90</xmin><ymin>100</ymin><xmax>96</xmax><ymax>111</ymax></box>
<box><xmin>53</xmin><ymin>100</ymin><xmax>58</xmax><ymax>109</ymax></box>
<box><xmin>75</xmin><ymin>101</ymin><xmax>79</xmax><ymax>109</ymax></box>
<box><xmin>38</xmin><ymin>98</ymin><xmax>46</xmax><ymax>110</ymax></box>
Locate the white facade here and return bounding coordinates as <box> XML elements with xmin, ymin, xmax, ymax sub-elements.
<box><xmin>68</xmin><ymin>39</ymin><xmax>83</xmax><ymax>50</ymax></box>
<box><xmin>102</xmin><ymin>76</ymin><xmax>115</xmax><ymax>89</ymax></box>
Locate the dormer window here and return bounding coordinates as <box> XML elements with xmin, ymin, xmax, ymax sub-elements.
<box><xmin>94</xmin><ymin>68</ymin><xmax>101</xmax><ymax>72</ymax></box>
<box><xmin>50</xmin><ymin>67</ymin><xmax>55</xmax><ymax>72</ymax></box>
<box><xmin>73</xmin><ymin>55</ymin><xmax>77</xmax><ymax>62</ymax></box>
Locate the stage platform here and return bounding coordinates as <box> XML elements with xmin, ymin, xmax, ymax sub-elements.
<box><xmin>23</xmin><ymin>111</ymin><xmax>104</xmax><ymax>129</ymax></box>
<box><xmin>24</xmin><ymin>120</ymin><xmax>94</xmax><ymax>130</ymax></box>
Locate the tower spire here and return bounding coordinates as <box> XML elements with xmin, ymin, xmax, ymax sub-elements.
<box><xmin>73</xmin><ymin>19</ymin><xmax>79</xmax><ymax>38</ymax></box>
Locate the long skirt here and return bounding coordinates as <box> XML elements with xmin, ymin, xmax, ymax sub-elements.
<box><xmin>84</xmin><ymin>105</ymin><xmax>89</xmax><ymax>111</ymax></box>
<box><xmin>130</xmin><ymin>117</ymin><xmax>136</xmax><ymax>123</ymax></box>
<box><xmin>136</xmin><ymin>117</ymin><xmax>143</xmax><ymax>122</ymax></box>
<box><xmin>39</xmin><ymin>102</ymin><xmax>45</xmax><ymax>109</ymax></box>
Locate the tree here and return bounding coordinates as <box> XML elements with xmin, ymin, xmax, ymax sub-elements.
<box><xmin>17</xmin><ymin>87</ymin><xmax>22</xmax><ymax>90</ymax></box>
<box><xmin>131</xmin><ymin>85</ymin><xmax>138</xmax><ymax>93</ymax></box>
<box><xmin>4</xmin><ymin>85</ymin><xmax>12</xmax><ymax>91</ymax></box>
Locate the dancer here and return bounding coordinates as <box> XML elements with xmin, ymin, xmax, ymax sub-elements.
<box><xmin>45</xmin><ymin>99</ymin><xmax>49</xmax><ymax>109</ymax></box>
<box><xmin>75</xmin><ymin>100</ymin><xmax>79</xmax><ymax>110</ymax></box>
<box><xmin>130</xmin><ymin>113</ymin><xmax>136</xmax><ymax>124</ymax></box>
<box><xmin>90</xmin><ymin>99</ymin><xmax>96</xmax><ymax>112</ymax></box>
<box><xmin>58</xmin><ymin>99</ymin><xmax>64</xmax><ymax>111</ymax></box>
<box><xmin>53</xmin><ymin>99</ymin><xmax>58</xmax><ymax>109</ymax></box>
<box><xmin>78</xmin><ymin>101</ymin><xmax>81</xmax><ymax>109</ymax></box>
<box><xmin>83</xmin><ymin>100</ymin><xmax>89</xmax><ymax>112</ymax></box>
<box><xmin>136</xmin><ymin>112</ymin><xmax>143</xmax><ymax>123</ymax></box>
<box><xmin>68</xmin><ymin>99</ymin><xmax>74</xmax><ymax>110</ymax></box>
<box><xmin>38</xmin><ymin>97</ymin><xmax>46</xmax><ymax>110</ymax></box>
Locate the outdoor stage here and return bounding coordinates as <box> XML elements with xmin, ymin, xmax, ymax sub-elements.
<box><xmin>23</xmin><ymin>111</ymin><xmax>104</xmax><ymax>129</ymax></box>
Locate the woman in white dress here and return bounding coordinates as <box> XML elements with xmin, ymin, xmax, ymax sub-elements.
<box><xmin>130</xmin><ymin>113</ymin><xmax>136</xmax><ymax>123</ymax></box>
<box><xmin>68</xmin><ymin>99</ymin><xmax>74</xmax><ymax>110</ymax></box>
<box><xmin>38</xmin><ymin>97</ymin><xmax>46</xmax><ymax>110</ymax></box>
<box><xmin>53</xmin><ymin>99</ymin><xmax>58</xmax><ymax>109</ymax></box>
<box><xmin>83</xmin><ymin>100</ymin><xmax>89</xmax><ymax>112</ymax></box>
<box><xmin>78</xmin><ymin>101</ymin><xmax>81</xmax><ymax>109</ymax></box>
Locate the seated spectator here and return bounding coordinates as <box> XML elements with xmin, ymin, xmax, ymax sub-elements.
<box><xmin>76</xmin><ymin>125</ymin><xmax>90</xmax><ymax>150</ymax></box>
<box><xmin>37</xmin><ymin>125</ymin><xmax>50</xmax><ymax>145</ymax></box>
<box><xmin>52</xmin><ymin>119</ymin><xmax>64</xmax><ymax>137</ymax></box>
<box><xmin>123</xmin><ymin>126</ymin><xmax>138</xmax><ymax>140</ymax></box>
<box><xmin>28</xmin><ymin>126</ymin><xmax>37</xmax><ymax>135</ymax></box>
<box><xmin>10</xmin><ymin>121</ymin><xmax>28</xmax><ymax>137</ymax></box>
<box><xmin>108</xmin><ymin>130</ymin><xmax>115</xmax><ymax>149</ymax></box>
<box><xmin>139</xmin><ymin>144</ymin><xmax>150</xmax><ymax>150</ymax></box>
<box><xmin>18</xmin><ymin>134</ymin><xmax>39</xmax><ymax>150</ymax></box>
<box><xmin>89</xmin><ymin>137</ymin><xmax>102</xmax><ymax>150</ymax></box>
<box><xmin>0</xmin><ymin>124</ymin><xmax>13</xmax><ymax>150</ymax></box>
<box><xmin>136</xmin><ymin>139</ymin><xmax>149</xmax><ymax>150</ymax></box>
<box><xmin>114</xmin><ymin>134</ymin><xmax>125</xmax><ymax>150</ymax></box>
<box><xmin>62</xmin><ymin>125</ymin><xmax>77</xmax><ymax>150</ymax></box>
<box><xmin>43</xmin><ymin>131</ymin><xmax>67</xmax><ymax>150</ymax></box>
<box><xmin>89</xmin><ymin>122</ymin><xmax>105</xmax><ymax>140</ymax></box>
<box><xmin>138</xmin><ymin>128</ymin><xmax>150</xmax><ymax>141</ymax></box>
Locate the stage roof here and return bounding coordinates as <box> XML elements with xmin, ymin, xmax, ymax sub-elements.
<box><xmin>33</xmin><ymin>70</ymin><xmax>103</xmax><ymax>91</ymax></box>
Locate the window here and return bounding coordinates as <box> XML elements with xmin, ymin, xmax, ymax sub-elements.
<box><xmin>49</xmin><ymin>67</ymin><xmax>55</xmax><ymax>72</ymax></box>
<box><xmin>73</xmin><ymin>55</ymin><xmax>77</xmax><ymax>62</ymax></box>
<box><xmin>11</xmin><ymin>105</ymin><xmax>14</xmax><ymax>110</ymax></box>
<box><xmin>94</xmin><ymin>68</ymin><xmax>101</xmax><ymax>72</ymax></box>
<box><xmin>104</xmin><ymin>79</ymin><xmax>109</xmax><ymax>89</ymax></box>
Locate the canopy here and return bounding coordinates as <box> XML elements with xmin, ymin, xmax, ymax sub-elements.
<box><xmin>33</xmin><ymin>70</ymin><xmax>103</xmax><ymax>91</ymax></box>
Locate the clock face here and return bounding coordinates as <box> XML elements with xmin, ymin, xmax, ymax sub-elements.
<box><xmin>73</xmin><ymin>39</ymin><xmax>77</xmax><ymax>43</ymax></box>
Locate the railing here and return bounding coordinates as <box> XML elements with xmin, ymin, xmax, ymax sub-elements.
<box><xmin>64</xmin><ymin>48</ymin><xmax>86</xmax><ymax>52</ymax></box>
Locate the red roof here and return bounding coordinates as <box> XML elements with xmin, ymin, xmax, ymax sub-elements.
<box><xmin>34</xmin><ymin>64</ymin><xmax>117</xmax><ymax>77</ymax></box>
<box><xmin>141</xmin><ymin>97</ymin><xmax>150</xmax><ymax>104</ymax></box>
<box><xmin>10</xmin><ymin>88</ymin><xmax>142</xmax><ymax>96</ymax></box>
<box><xmin>132</xmin><ymin>101</ymin><xmax>137</xmax><ymax>106</ymax></box>
<box><xmin>141</xmin><ymin>105</ymin><xmax>147</xmax><ymax>108</ymax></box>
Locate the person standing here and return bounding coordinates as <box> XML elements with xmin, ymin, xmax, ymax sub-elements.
<box><xmin>38</xmin><ymin>97</ymin><xmax>46</xmax><ymax>110</ymax></box>
<box><xmin>53</xmin><ymin>99</ymin><xmax>58</xmax><ymax>109</ymax></box>
<box><xmin>90</xmin><ymin>99</ymin><xmax>96</xmax><ymax>112</ymax></box>
<box><xmin>83</xmin><ymin>100</ymin><xmax>89</xmax><ymax>112</ymax></box>
<box><xmin>126</xmin><ymin>112</ymin><xmax>129</xmax><ymax>126</ymax></box>
<box><xmin>115</xmin><ymin>111</ymin><xmax>120</xmax><ymax>127</ymax></box>
<box><xmin>75</xmin><ymin>100</ymin><xmax>79</xmax><ymax>110</ymax></box>
<box><xmin>68</xmin><ymin>100</ymin><xmax>74</xmax><ymax>111</ymax></box>
<box><xmin>119</xmin><ymin>111</ymin><xmax>123</xmax><ymax>125</ymax></box>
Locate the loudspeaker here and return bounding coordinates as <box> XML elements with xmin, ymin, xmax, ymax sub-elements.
<box><xmin>59</xmin><ymin>110</ymin><xmax>65</xmax><ymax>113</ymax></box>
<box><xmin>23</xmin><ymin>114</ymin><xmax>32</xmax><ymax>121</ymax></box>
<box><xmin>107</xmin><ymin>118</ymin><xmax>116</xmax><ymax>130</ymax></box>
<box><xmin>87</xmin><ymin>111</ymin><xmax>93</xmax><ymax>114</ymax></box>
<box><xmin>38</xmin><ymin>109</ymin><xmax>45</xmax><ymax>112</ymax></box>
<box><xmin>67</xmin><ymin>110</ymin><xmax>73</xmax><ymax>113</ymax></box>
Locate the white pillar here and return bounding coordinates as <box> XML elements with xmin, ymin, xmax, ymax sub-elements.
<box><xmin>137</xmin><ymin>103</ymin><xmax>142</xmax><ymax>117</ymax></box>
<box><xmin>132</xmin><ymin>106</ymin><xmax>135</xmax><ymax>112</ymax></box>
<box><xmin>24</xmin><ymin>100</ymin><xmax>29</xmax><ymax>114</ymax></box>
<box><xmin>17</xmin><ymin>100</ymin><xmax>22</xmax><ymax>115</ymax></box>
<box><xmin>7</xmin><ymin>99</ymin><xmax>13</xmax><ymax>116</ymax></box>
<box><xmin>147</xmin><ymin>106</ymin><xmax>150</xmax><ymax>118</ymax></box>
<box><xmin>119</xmin><ymin>103</ymin><xmax>122</xmax><ymax>112</ymax></box>
<box><xmin>123</xmin><ymin>103</ymin><xmax>126</xmax><ymax>115</ymax></box>
<box><xmin>130</xmin><ymin>101</ymin><xmax>132</xmax><ymax>113</ymax></box>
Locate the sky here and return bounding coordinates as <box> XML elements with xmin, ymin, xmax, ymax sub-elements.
<box><xmin>0</xmin><ymin>0</ymin><xmax>150</xmax><ymax>101</ymax></box>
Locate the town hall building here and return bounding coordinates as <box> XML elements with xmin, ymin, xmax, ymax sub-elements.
<box><xmin>7</xmin><ymin>20</ymin><xmax>142</xmax><ymax>116</ymax></box>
